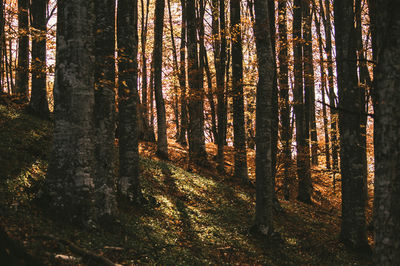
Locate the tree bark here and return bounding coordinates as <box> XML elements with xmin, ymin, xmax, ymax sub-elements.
<box><xmin>334</xmin><ymin>0</ymin><xmax>369</xmax><ymax>251</ymax></box>
<box><xmin>117</xmin><ymin>0</ymin><xmax>144</xmax><ymax>203</ymax></box>
<box><xmin>152</xmin><ymin>0</ymin><xmax>168</xmax><ymax>159</ymax></box>
<box><xmin>45</xmin><ymin>0</ymin><xmax>96</xmax><ymax>224</ymax></box>
<box><xmin>16</xmin><ymin>0</ymin><xmax>29</xmax><ymax>100</ymax></box>
<box><xmin>231</xmin><ymin>0</ymin><xmax>248</xmax><ymax>181</ymax></box>
<box><xmin>28</xmin><ymin>0</ymin><xmax>49</xmax><ymax>117</ymax></box>
<box><xmin>374</xmin><ymin>1</ymin><xmax>400</xmax><ymax>263</ymax></box>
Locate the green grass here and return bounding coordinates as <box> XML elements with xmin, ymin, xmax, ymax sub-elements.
<box><xmin>0</xmin><ymin>103</ymin><xmax>373</xmax><ymax>265</ymax></box>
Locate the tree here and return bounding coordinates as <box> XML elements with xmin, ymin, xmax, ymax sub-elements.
<box><xmin>93</xmin><ymin>0</ymin><xmax>117</xmax><ymax>218</ymax></box>
<box><xmin>117</xmin><ymin>0</ymin><xmax>144</xmax><ymax>203</ymax></box>
<box><xmin>28</xmin><ymin>0</ymin><xmax>49</xmax><ymax>117</ymax></box>
<box><xmin>16</xmin><ymin>0</ymin><xmax>29</xmax><ymax>100</ymax></box>
<box><xmin>186</xmin><ymin>0</ymin><xmax>206</xmax><ymax>164</ymax></box>
<box><xmin>0</xmin><ymin>0</ymin><xmax>4</xmax><ymax>94</ymax></box>
<box><xmin>293</xmin><ymin>0</ymin><xmax>312</xmax><ymax>204</ymax></box>
<box><xmin>374</xmin><ymin>1</ymin><xmax>400</xmax><ymax>263</ymax></box>
<box><xmin>45</xmin><ymin>0</ymin><xmax>96</xmax><ymax>223</ymax></box>
<box><xmin>253</xmin><ymin>0</ymin><xmax>274</xmax><ymax>236</ymax></box>
<box><xmin>333</xmin><ymin>0</ymin><xmax>369</xmax><ymax>251</ymax></box>
<box><xmin>152</xmin><ymin>0</ymin><xmax>168</xmax><ymax>159</ymax></box>
<box><xmin>231</xmin><ymin>0</ymin><xmax>248</xmax><ymax>181</ymax></box>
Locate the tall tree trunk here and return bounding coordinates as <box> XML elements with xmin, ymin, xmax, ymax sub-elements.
<box><xmin>177</xmin><ymin>0</ymin><xmax>188</xmax><ymax>146</ymax></box>
<box><xmin>333</xmin><ymin>0</ymin><xmax>369</xmax><ymax>251</ymax></box>
<box><xmin>45</xmin><ymin>0</ymin><xmax>96</xmax><ymax>224</ymax></box>
<box><xmin>28</xmin><ymin>0</ymin><xmax>49</xmax><ymax>117</ymax></box>
<box><xmin>16</xmin><ymin>0</ymin><xmax>29</xmax><ymax>100</ymax></box>
<box><xmin>374</xmin><ymin>2</ymin><xmax>400</xmax><ymax>263</ymax></box>
<box><xmin>203</xmin><ymin>50</ymin><xmax>218</xmax><ymax>144</ymax></box>
<box><xmin>278</xmin><ymin>0</ymin><xmax>292</xmax><ymax>200</ymax></box>
<box><xmin>153</xmin><ymin>0</ymin><xmax>168</xmax><ymax>159</ymax></box>
<box><xmin>231</xmin><ymin>0</ymin><xmax>248</xmax><ymax>181</ymax></box>
<box><xmin>0</xmin><ymin>0</ymin><xmax>3</xmax><ymax>94</ymax></box>
<box><xmin>253</xmin><ymin>0</ymin><xmax>274</xmax><ymax>236</ymax></box>
<box><xmin>93</xmin><ymin>0</ymin><xmax>117</xmax><ymax>218</ymax></box>
<box><xmin>322</xmin><ymin>0</ymin><xmax>339</xmax><ymax>175</ymax></box>
<box><xmin>293</xmin><ymin>0</ymin><xmax>312</xmax><ymax>204</ymax></box>
<box><xmin>187</xmin><ymin>0</ymin><xmax>206</xmax><ymax>164</ymax></box>
<box><xmin>303</xmin><ymin>0</ymin><xmax>318</xmax><ymax>166</ymax></box>
<box><xmin>117</xmin><ymin>0</ymin><xmax>144</xmax><ymax>203</ymax></box>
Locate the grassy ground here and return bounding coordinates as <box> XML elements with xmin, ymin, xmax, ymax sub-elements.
<box><xmin>0</xmin><ymin>103</ymin><xmax>373</xmax><ymax>265</ymax></box>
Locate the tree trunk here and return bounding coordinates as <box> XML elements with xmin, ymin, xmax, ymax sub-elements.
<box><xmin>293</xmin><ymin>0</ymin><xmax>312</xmax><ymax>204</ymax></box>
<box><xmin>303</xmin><ymin>0</ymin><xmax>318</xmax><ymax>166</ymax></box>
<box><xmin>253</xmin><ymin>0</ymin><xmax>274</xmax><ymax>236</ymax></box>
<box><xmin>187</xmin><ymin>0</ymin><xmax>206</xmax><ymax>164</ymax></box>
<box><xmin>333</xmin><ymin>0</ymin><xmax>369</xmax><ymax>251</ymax></box>
<box><xmin>0</xmin><ymin>0</ymin><xmax>4</xmax><ymax>94</ymax></box>
<box><xmin>231</xmin><ymin>0</ymin><xmax>248</xmax><ymax>181</ymax></box>
<box><xmin>45</xmin><ymin>0</ymin><xmax>96</xmax><ymax>224</ymax></box>
<box><xmin>16</xmin><ymin>0</ymin><xmax>29</xmax><ymax>100</ymax></box>
<box><xmin>203</xmin><ymin>50</ymin><xmax>218</xmax><ymax>144</ymax></box>
<box><xmin>374</xmin><ymin>2</ymin><xmax>400</xmax><ymax>263</ymax></box>
<box><xmin>117</xmin><ymin>0</ymin><xmax>144</xmax><ymax>203</ymax></box>
<box><xmin>28</xmin><ymin>0</ymin><xmax>49</xmax><ymax>117</ymax></box>
<box><xmin>278</xmin><ymin>0</ymin><xmax>292</xmax><ymax>200</ymax></box>
<box><xmin>152</xmin><ymin>0</ymin><xmax>168</xmax><ymax>159</ymax></box>
<box><xmin>93</xmin><ymin>0</ymin><xmax>117</xmax><ymax>218</ymax></box>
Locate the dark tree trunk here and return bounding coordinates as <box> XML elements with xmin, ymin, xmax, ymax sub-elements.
<box><xmin>203</xmin><ymin>50</ymin><xmax>218</xmax><ymax>144</ymax></box>
<box><xmin>293</xmin><ymin>0</ymin><xmax>312</xmax><ymax>204</ymax></box>
<box><xmin>187</xmin><ymin>0</ymin><xmax>206</xmax><ymax>164</ymax></box>
<box><xmin>117</xmin><ymin>0</ymin><xmax>144</xmax><ymax>203</ymax></box>
<box><xmin>28</xmin><ymin>0</ymin><xmax>49</xmax><ymax>117</ymax></box>
<box><xmin>231</xmin><ymin>0</ymin><xmax>248</xmax><ymax>181</ymax></box>
<box><xmin>177</xmin><ymin>0</ymin><xmax>188</xmax><ymax>146</ymax></box>
<box><xmin>0</xmin><ymin>0</ymin><xmax>4</xmax><ymax>94</ymax></box>
<box><xmin>374</xmin><ymin>2</ymin><xmax>400</xmax><ymax>263</ymax></box>
<box><xmin>16</xmin><ymin>0</ymin><xmax>29</xmax><ymax>100</ymax></box>
<box><xmin>45</xmin><ymin>0</ymin><xmax>96</xmax><ymax>223</ymax></box>
<box><xmin>152</xmin><ymin>0</ymin><xmax>168</xmax><ymax>159</ymax></box>
<box><xmin>333</xmin><ymin>0</ymin><xmax>369</xmax><ymax>251</ymax></box>
<box><xmin>253</xmin><ymin>0</ymin><xmax>274</xmax><ymax>236</ymax></box>
<box><xmin>278</xmin><ymin>0</ymin><xmax>292</xmax><ymax>200</ymax></box>
<box><xmin>303</xmin><ymin>0</ymin><xmax>318</xmax><ymax>166</ymax></box>
<box><xmin>93</xmin><ymin>0</ymin><xmax>117</xmax><ymax>218</ymax></box>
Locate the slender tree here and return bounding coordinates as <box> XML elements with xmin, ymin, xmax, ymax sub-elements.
<box><xmin>16</xmin><ymin>0</ymin><xmax>29</xmax><ymax>100</ymax></box>
<box><xmin>0</xmin><ymin>0</ymin><xmax>4</xmax><ymax>94</ymax></box>
<box><xmin>334</xmin><ymin>0</ymin><xmax>369</xmax><ymax>251</ymax></box>
<box><xmin>28</xmin><ymin>0</ymin><xmax>49</xmax><ymax>117</ymax></box>
<box><xmin>45</xmin><ymin>0</ymin><xmax>96</xmax><ymax>223</ymax></box>
<box><xmin>374</xmin><ymin>1</ymin><xmax>400</xmax><ymax>263</ymax></box>
<box><xmin>117</xmin><ymin>0</ymin><xmax>144</xmax><ymax>203</ymax></box>
<box><xmin>231</xmin><ymin>0</ymin><xmax>248</xmax><ymax>181</ymax></box>
<box><xmin>152</xmin><ymin>0</ymin><xmax>168</xmax><ymax>159</ymax></box>
<box><xmin>253</xmin><ymin>0</ymin><xmax>275</xmax><ymax>236</ymax></box>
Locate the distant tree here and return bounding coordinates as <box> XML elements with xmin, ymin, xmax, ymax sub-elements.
<box><xmin>152</xmin><ymin>0</ymin><xmax>168</xmax><ymax>159</ymax></box>
<box><xmin>374</xmin><ymin>1</ymin><xmax>400</xmax><ymax>264</ymax></box>
<box><xmin>253</xmin><ymin>0</ymin><xmax>274</xmax><ymax>236</ymax></box>
<box><xmin>333</xmin><ymin>0</ymin><xmax>369</xmax><ymax>251</ymax></box>
<box><xmin>293</xmin><ymin>0</ymin><xmax>312</xmax><ymax>204</ymax></box>
<box><xmin>186</xmin><ymin>0</ymin><xmax>206</xmax><ymax>164</ymax></box>
<box><xmin>45</xmin><ymin>0</ymin><xmax>96</xmax><ymax>223</ymax></box>
<box><xmin>230</xmin><ymin>0</ymin><xmax>248</xmax><ymax>181</ymax></box>
<box><xmin>93</xmin><ymin>0</ymin><xmax>117</xmax><ymax>218</ymax></box>
<box><xmin>117</xmin><ymin>0</ymin><xmax>144</xmax><ymax>203</ymax></box>
<box><xmin>16</xmin><ymin>0</ymin><xmax>29</xmax><ymax>100</ymax></box>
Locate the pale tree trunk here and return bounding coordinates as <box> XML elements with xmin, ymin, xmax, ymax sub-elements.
<box><xmin>45</xmin><ymin>0</ymin><xmax>96</xmax><ymax>224</ymax></box>
<box><xmin>334</xmin><ymin>0</ymin><xmax>369</xmax><ymax>251</ymax></box>
<box><xmin>152</xmin><ymin>0</ymin><xmax>168</xmax><ymax>159</ymax></box>
<box><xmin>93</xmin><ymin>0</ymin><xmax>117</xmax><ymax>218</ymax></box>
<box><xmin>117</xmin><ymin>0</ymin><xmax>144</xmax><ymax>203</ymax></box>
<box><xmin>28</xmin><ymin>0</ymin><xmax>49</xmax><ymax>117</ymax></box>
<box><xmin>374</xmin><ymin>1</ymin><xmax>400</xmax><ymax>263</ymax></box>
<box><xmin>16</xmin><ymin>0</ymin><xmax>29</xmax><ymax>100</ymax></box>
<box><xmin>231</xmin><ymin>0</ymin><xmax>248</xmax><ymax>181</ymax></box>
<box><xmin>278</xmin><ymin>0</ymin><xmax>292</xmax><ymax>200</ymax></box>
<box><xmin>253</xmin><ymin>0</ymin><xmax>274</xmax><ymax>236</ymax></box>
<box><xmin>293</xmin><ymin>0</ymin><xmax>312</xmax><ymax>204</ymax></box>
<box><xmin>187</xmin><ymin>0</ymin><xmax>206</xmax><ymax>164</ymax></box>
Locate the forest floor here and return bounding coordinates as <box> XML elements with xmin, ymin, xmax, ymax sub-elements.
<box><xmin>0</xmin><ymin>102</ymin><xmax>373</xmax><ymax>265</ymax></box>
